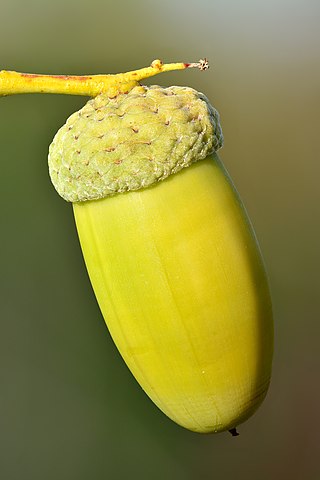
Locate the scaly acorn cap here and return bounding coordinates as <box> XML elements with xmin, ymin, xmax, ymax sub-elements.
<box><xmin>48</xmin><ymin>84</ymin><xmax>223</xmax><ymax>202</ymax></box>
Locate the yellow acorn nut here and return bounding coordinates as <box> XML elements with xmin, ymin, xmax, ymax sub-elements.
<box><xmin>71</xmin><ymin>154</ymin><xmax>273</xmax><ymax>435</ymax></box>
<box><xmin>47</xmin><ymin>61</ymin><xmax>273</xmax><ymax>435</ymax></box>
<box><xmin>0</xmin><ymin>59</ymin><xmax>273</xmax><ymax>434</ymax></box>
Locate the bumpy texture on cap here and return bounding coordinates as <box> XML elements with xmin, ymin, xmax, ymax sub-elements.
<box><xmin>48</xmin><ymin>85</ymin><xmax>223</xmax><ymax>202</ymax></box>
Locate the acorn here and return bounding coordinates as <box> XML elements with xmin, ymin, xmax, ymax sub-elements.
<box><xmin>1</xmin><ymin>59</ymin><xmax>273</xmax><ymax>433</ymax></box>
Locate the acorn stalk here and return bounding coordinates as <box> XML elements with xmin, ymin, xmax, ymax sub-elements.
<box><xmin>1</xmin><ymin>59</ymin><xmax>273</xmax><ymax>433</ymax></box>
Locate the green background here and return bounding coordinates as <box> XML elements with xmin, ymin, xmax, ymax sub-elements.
<box><xmin>0</xmin><ymin>0</ymin><xmax>319</xmax><ymax>479</ymax></box>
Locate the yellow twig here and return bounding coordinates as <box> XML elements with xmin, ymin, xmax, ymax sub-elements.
<box><xmin>0</xmin><ymin>59</ymin><xmax>209</xmax><ymax>98</ymax></box>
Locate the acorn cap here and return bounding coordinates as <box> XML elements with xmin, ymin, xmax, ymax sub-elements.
<box><xmin>48</xmin><ymin>84</ymin><xmax>223</xmax><ymax>202</ymax></box>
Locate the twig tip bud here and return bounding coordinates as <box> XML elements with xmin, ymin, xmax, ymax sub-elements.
<box><xmin>185</xmin><ymin>58</ymin><xmax>210</xmax><ymax>71</ymax></box>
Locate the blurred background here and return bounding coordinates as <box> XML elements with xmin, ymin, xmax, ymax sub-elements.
<box><xmin>0</xmin><ymin>0</ymin><xmax>319</xmax><ymax>478</ymax></box>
